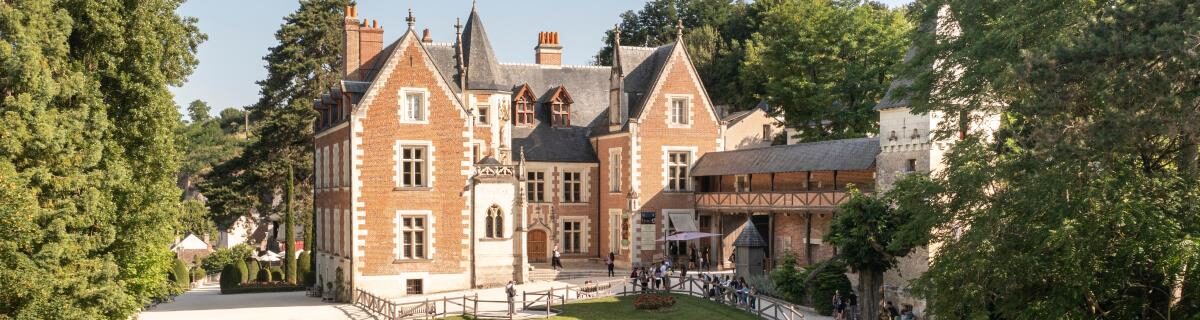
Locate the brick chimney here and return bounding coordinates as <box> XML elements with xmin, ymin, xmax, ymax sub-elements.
<box><xmin>342</xmin><ymin>5</ymin><xmax>384</xmax><ymax>81</ymax></box>
<box><xmin>422</xmin><ymin>28</ymin><xmax>433</xmax><ymax>43</ymax></box>
<box><xmin>535</xmin><ymin>31</ymin><xmax>562</xmax><ymax>66</ymax></box>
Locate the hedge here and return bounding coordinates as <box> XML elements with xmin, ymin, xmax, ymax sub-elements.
<box><xmin>269</xmin><ymin>266</ymin><xmax>283</xmax><ymax>283</ymax></box>
<box><xmin>191</xmin><ymin>267</ymin><xmax>206</xmax><ymax>283</ymax></box>
<box><xmin>246</xmin><ymin>260</ymin><xmax>260</xmax><ymax>279</ymax></box>
<box><xmin>219</xmin><ymin>264</ymin><xmax>241</xmax><ymax>292</ymax></box>
<box><xmin>171</xmin><ymin>259</ymin><xmax>191</xmax><ymax>291</ymax></box>
<box><xmin>236</xmin><ymin>259</ymin><xmax>249</xmax><ymax>284</ymax></box>
<box><xmin>297</xmin><ymin>252</ymin><xmax>312</xmax><ymax>286</ymax></box>
<box><xmin>219</xmin><ymin>284</ymin><xmax>305</xmax><ymax>295</ymax></box>
<box><xmin>257</xmin><ymin>268</ymin><xmax>271</xmax><ymax>282</ymax></box>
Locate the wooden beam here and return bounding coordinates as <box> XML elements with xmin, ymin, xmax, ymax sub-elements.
<box><xmin>805</xmin><ymin>212</ymin><xmax>813</xmax><ymax>265</ymax></box>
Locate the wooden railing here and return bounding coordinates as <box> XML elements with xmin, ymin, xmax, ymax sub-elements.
<box><xmin>353</xmin><ymin>276</ymin><xmax>806</xmax><ymax>320</ymax></box>
<box><xmin>695</xmin><ymin>191</ymin><xmax>854</xmax><ymax>211</ymax></box>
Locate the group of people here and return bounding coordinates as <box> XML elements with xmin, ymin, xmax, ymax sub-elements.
<box><xmin>670</xmin><ymin>244</ymin><xmax>712</xmax><ymax>271</ymax></box>
<box><xmin>629</xmin><ymin>260</ymin><xmax>674</xmax><ymax>291</ymax></box>
<box><xmin>830</xmin><ymin>289</ymin><xmax>918</xmax><ymax>320</ymax></box>
<box><xmin>698</xmin><ymin>273</ymin><xmax>757</xmax><ymax>308</ymax></box>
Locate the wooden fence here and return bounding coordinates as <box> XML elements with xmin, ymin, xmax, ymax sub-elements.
<box><xmin>352</xmin><ymin>275</ymin><xmax>806</xmax><ymax>320</ymax></box>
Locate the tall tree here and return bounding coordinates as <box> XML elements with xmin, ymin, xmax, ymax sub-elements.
<box><xmin>284</xmin><ymin>165</ymin><xmax>297</xmax><ymax>284</ymax></box>
<box><xmin>0</xmin><ymin>0</ymin><xmax>203</xmax><ymax>317</ymax></box>
<box><xmin>892</xmin><ymin>0</ymin><xmax>1200</xmax><ymax>318</ymax></box>
<box><xmin>201</xmin><ymin>0</ymin><xmax>345</xmax><ymax>235</ymax></box>
<box><xmin>741</xmin><ymin>0</ymin><xmax>911</xmax><ymax>142</ymax></box>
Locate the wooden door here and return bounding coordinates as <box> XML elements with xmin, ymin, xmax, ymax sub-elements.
<box><xmin>528</xmin><ymin>230</ymin><xmax>547</xmax><ymax>263</ymax></box>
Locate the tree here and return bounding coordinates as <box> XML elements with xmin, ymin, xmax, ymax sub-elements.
<box><xmin>200</xmin><ymin>0</ymin><xmax>345</xmax><ymax>248</ymax></box>
<box><xmin>0</xmin><ymin>0</ymin><xmax>203</xmax><ymax>318</ymax></box>
<box><xmin>828</xmin><ymin>187</ymin><xmax>930</xmax><ymax>320</ymax></box>
<box><xmin>285</xmin><ymin>165</ymin><xmax>297</xmax><ymax>284</ymax></box>
<box><xmin>187</xmin><ymin>100</ymin><xmax>212</xmax><ymax>124</ymax></box>
<box><xmin>201</xmin><ymin>244</ymin><xmax>254</xmax><ymax>275</ymax></box>
<box><xmin>741</xmin><ymin>0</ymin><xmax>911</xmax><ymax>142</ymax></box>
<box><xmin>178</xmin><ymin>199</ymin><xmax>218</xmax><ymax>239</ymax></box>
<box><xmin>890</xmin><ymin>0</ymin><xmax>1200</xmax><ymax>318</ymax></box>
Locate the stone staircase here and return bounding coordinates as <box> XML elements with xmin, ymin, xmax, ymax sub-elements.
<box><xmin>527</xmin><ymin>261</ymin><xmax>623</xmax><ymax>282</ymax></box>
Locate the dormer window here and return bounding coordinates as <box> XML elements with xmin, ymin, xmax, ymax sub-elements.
<box><xmin>513</xmin><ymin>84</ymin><xmax>535</xmax><ymax>126</ymax></box>
<box><xmin>548</xmin><ymin>85</ymin><xmax>573</xmax><ymax>127</ymax></box>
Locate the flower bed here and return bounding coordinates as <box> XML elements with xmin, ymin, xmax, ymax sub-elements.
<box><xmin>220</xmin><ymin>281</ymin><xmax>305</xmax><ymax>294</ymax></box>
<box><xmin>633</xmin><ymin>293</ymin><xmax>676</xmax><ymax>310</ymax></box>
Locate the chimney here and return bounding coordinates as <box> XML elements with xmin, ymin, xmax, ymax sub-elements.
<box><xmin>422</xmin><ymin>28</ymin><xmax>433</xmax><ymax>43</ymax></box>
<box><xmin>342</xmin><ymin>5</ymin><xmax>384</xmax><ymax>81</ymax></box>
<box><xmin>535</xmin><ymin>31</ymin><xmax>562</xmax><ymax>66</ymax></box>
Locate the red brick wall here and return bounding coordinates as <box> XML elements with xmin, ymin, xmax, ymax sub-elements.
<box><xmin>595</xmin><ymin>135</ymin><xmax>632</xmax><ymax>263</ymax></box>
<box><xmin>634</xmin><ymin>48</ymin><xmax>722</xmax><ymax>263</ymax></box>
<box><xmin>355</xmin><ymin>37</ymin><xmax>471</xmax><ymax>276</ymax></box>
<box><xmin>772</xmin><ymin>211</ymin><xmax>835</xmax><ymax>266</ymax></box>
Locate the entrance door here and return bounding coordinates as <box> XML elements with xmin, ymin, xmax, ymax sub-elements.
<box><xmin>528</xmin><ymin>230</ymin><xmax>547</xmax><ymax>263</ymax></box>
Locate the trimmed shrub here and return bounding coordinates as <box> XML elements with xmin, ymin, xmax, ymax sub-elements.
<box><xmin>257</xmin><ymin>268</ymin><xmax>271</xmax><ymax>282</ymax></box>
<box><xmin>191</xmin><ymin>267</ymin><xmax>206</xmax><ymax>283</ymax></box>
<box><xmin>297</xmin><ymin>252</ymin><xmax>312</xmax><ymax>286</ymax></box>
<box><xmin>236</xmin><ymin>259</ymin><xmax>249</xmax><ymax>284</ymax></box>
<box><xmin>201</xmin><ymin>244</ymin><xmax>254</xmax><ymax>275</ymax></box>
<box><xmin>171</xmin><ymin>259</ymin><xmax>191</xmax><ymax>291</ymax></box>
<box><xmin>219</xmin><ymin>264</ymin><xmax>241</xmax><ymax>292</ymax></box>
<box><xmin>270</xmin><ymin>266</ymin><xmax>284</xmax><ymax>282</ymax></box>
<box><xmin>246</xmin><ymin>259</ymin><xmax>260</xmax><ymax>279</ymax></box>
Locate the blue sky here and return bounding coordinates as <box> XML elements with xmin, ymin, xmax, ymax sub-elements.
<box><xmin>170</xmin><ymin>0</ymin><xmax>912</xmax><ymax>115</ymax></box>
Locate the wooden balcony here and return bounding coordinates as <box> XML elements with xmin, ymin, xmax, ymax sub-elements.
<box><xmin>695</xmin><ymin>191</ymin><xmax>857</xmax><ymax>211</ymax></box>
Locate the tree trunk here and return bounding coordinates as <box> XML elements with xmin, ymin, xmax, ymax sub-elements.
<box><xmin>858</xmin><ymin>270</ymin><xmax>884</xmax><ymax>320</ymax></box>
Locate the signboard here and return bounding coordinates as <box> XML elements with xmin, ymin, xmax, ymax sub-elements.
<box><xmin>640</xmin><ymin>211</ymin><xmax>656</xmax><ymax>224</ymax></box>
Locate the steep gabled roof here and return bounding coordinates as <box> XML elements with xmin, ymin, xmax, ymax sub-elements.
<box><xmin>619</xmin><ymin>44</ymin><xmax>674</xmax><ymax>120</ymax></box>
<box><xmin>733</xmin><ymin>221</ymin><xmax>767</xmax><ymax>247</ymax></box>
<box><xmin>548</xmin><ymin>85</ymin><xmax>574</xmax><ymax>104</ymax></box>
<box><xmin>460</xmin><ymin>7</ymin><xmax>504</xmax><ymax>90</ymax></box>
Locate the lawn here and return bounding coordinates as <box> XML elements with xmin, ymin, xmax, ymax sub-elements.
<box><xmin>447</xmin><ymin>293</ymin><xmax>759</xmax><ymax>320</ymax></box>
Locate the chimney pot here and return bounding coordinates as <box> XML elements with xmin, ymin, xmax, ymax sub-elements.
<box><xmin>422</xmin><ymin>29</ymin><xmax>433</xmax><ymax>43</ymax></box>
<box><xmin>535</xmin><ymin>31</ymin><xmax>563</xmax><ymax>66</ymax></box>
<box><xmin>372</xmin><ymin>19</ymin><xmax>377</xmax><ymax>28</ymax></box>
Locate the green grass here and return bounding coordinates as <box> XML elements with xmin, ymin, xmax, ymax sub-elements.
<box><xmin>446</xmin><ymin>293</ymin><xmax>759</xmax><ymax>320</ymax></box>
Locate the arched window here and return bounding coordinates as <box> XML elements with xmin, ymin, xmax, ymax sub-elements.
<box><xmin>486</xmin><ymin>205</ymin><xmax>504</xmax><ymax>238</ymax></box>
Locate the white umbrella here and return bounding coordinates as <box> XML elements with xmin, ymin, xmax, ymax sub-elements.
<box><xmin>257</xmin><ymin>251</ymin><xmax>282</xmax><ymax>262</ymax></box>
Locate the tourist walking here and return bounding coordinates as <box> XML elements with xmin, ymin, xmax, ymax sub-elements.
<box><xmin>606</xmin><ymin>252</ymin><xmax>615</xmax><ymax>277</ymax></box>
<box><xmin>847</xmin><ymin>291</ymin><xmax>859</xmax><ymax>320</ymax></box>
<box><xmin>899</xmin><ymin>304</ymin><xmax>916</xmax><ymax>320</ymax></box>
<box><xmin>551</xmin><ymin>245</ymin><xmax>563</xmax><ymax>271</ymax></box>
<box><xmin>505</xmin><ymin>281</ymin><xmax>516</xmax><ymax>316</ymax></box>
<box><xmin>702</xmin><ymin>247</ymin><xmax>710</xmax><ymax>270</ymax></box>
<box><xmin>832</xmin><ymin>290</ymin><xmax>846</xmax><ymax>320</ymax></box>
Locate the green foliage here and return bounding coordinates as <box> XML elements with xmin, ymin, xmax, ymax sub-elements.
<box><xmin>247</xmin><ymin>259</ymin><xmax>261</xmax><ymax>279</ymax></box>
<box><xmin>257</xmin><ymin>268</ymin><xmax>271</xmax><ymax>283</ymax></box>
<box><xmin>806</xmin><ymin>261</ymin><xmax>852</xmax><ymax>316</ymax></box>
<box><xmin>0</xmin><ymin>0</ymin><xmax>204</xmax><ymax>317</ymax></box>
<box><xmin>270</xmin><ymin>267</ymin><xmax>284</xmax><ymax>283</ymax></box>
<box><xmin>769</xmin><ymin>254</ymin><xmax>806</xmax><ymax>303</ymax></box>
<box><xmin>219</xmin><ymin>264</ymin><xmax>241</xmax><ymax>291</ymax></box>
<box><xmin>178</xmin><ymin>200</ymin><xmax>218</xmax><ymax>239</ymax></box>
<box><xmin>200</xmin><ymin>0</ymin><xmax>344</xmax><ymax>234</ymax></box>
<box><xmin>191</xmin><ymin>267</ymin><xmax>206</xmax><ymax>283</ymax></box>
<box><xmin>201</xmin><ymin>244</ymin><xmax>254</xmax><ymax>275</ymax></box>
<box><xmin>890</xmin><ymin>0</ymin><xmax>1200</xmax><ymax>318</ymax></box>
<box><xmin>298</xmin><ymin>251</ymin><xmax>313</xmax><ymax>286</ymax></box>
<box><xmin>236</xmin><ymin>259</ymin><xmax>249</xmax><ymax>284</ymax></box>
<box><xmin>171</xmin><ymin>259</ymin><xmax>191</xmax><ymax>293</ymax></box>
<box><xmin>741</xmin><ymin>0</ymin><xmax>911</xmax><ymax>142</ymax></box>
<box><xmin>285</xmin><ymin>165</ymin><xmax>297</xmax><ymax>284</ymax></box>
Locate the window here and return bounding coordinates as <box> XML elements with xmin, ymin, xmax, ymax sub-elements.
<box><xmin>735</xmin><ymin>175</ymin><xmax>750</xmax><ymax>192</ymax></box>
<box><xmin>472</xmin><ymin>143</ymin><xmax>482</xmax><ymax>163</ymax></box>
<box><xmin>406</xmin><ymin>279</ymin><xmax>423</xmax><ymax>295</ymax></box>
<box><xmin>323</xmin><ymin>146</ymin><xmax>330</xmax><ymax>188</ymax></box>
<box><xmin>552</xmin><ymin>102</ymin><xmax>570</xmax><ymax>127</ymax></box>
<box><xmin>667</xmin><ymin>152</ymin><xmax>691</xmax><ymax>191</ymax></box>
<box><xmin>332</xmin><ymin>143</ymin><xmax>340</xmax><ymax>187</ymax></box>
<box><xmin>316</xmin><ymin>208</ymin><xmax>324</xmax><ymax>251</ymax></box>
<box><xmin>477</xmin><ymin>105</ymin><xmax>489</xmax><ymax>125</ymax></box>
<box><xmin>315</xmin><ymin>149</ymin><xmax>323</xmax><ymax>188</ymax></box>
<box><xmin>402</xmin><ymin>91</ymin><xmax>425</xmax><ymax>122</ymax></box>
<box><xmin>609</xmin><ymin>151</ymin><xmax>622</xmax><ymax>193</ymax></box>
<box><xmin>763</xmin><ymin>125</ymin><xmax>773</xmax><ymax>142</ymax></box>
<box><xmin>485</xmin><ymin>205</ymin><xmax>504</xmax><ymax>238</ymax></box>
<box><xmin>398</xmin><ymin>146</ymin><xmax>427</xmax><ymax>188</ymax></box>
<box><xmin>562</xmin><ymin>172</ymin><xmax>582</xmax><ymax>203</ymax></box>
<box><xmin>526</xmin><ymin>171</ymin><xmax>545</xmax><ymax>202</ymax></box>
<box><xmin>670</xmin><ymin>97</ymin><xmax>689</xmax><ymax>125</ymax></box>
<box><xmin>562</xmin><ymin>221</ymin><xmax>582</xmax><ymax>253</ymax></box>
<box><xmin>515</xmin><ymin>100</ymin><xmax>534</xmax><ymax>126</ymax></box>
<box><xmin>399</xmin><ymin>216</ymin><xmax>427</xmax><ymax>259</ymax></box>
<box><xmin>343</xmin><ymin>142</ymin><xmax>350</xmax><ymax>186</ymax></box>
<box><xmin>905</xmin><ymin>159</ymin><xmax>917</xmax><ymax>172</ymax></box>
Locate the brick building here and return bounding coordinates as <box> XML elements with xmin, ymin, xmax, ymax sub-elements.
<box><xmin>308</xmin><ymin>3</ymin><xmax>982</xmax><ymax>301</ymax></box>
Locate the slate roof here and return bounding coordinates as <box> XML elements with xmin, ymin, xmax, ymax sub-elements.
<box><xmin>723</xmin><ymin>110</ymin><xmax>755</xmax><ymax>125</ymax></box>
<box><xmin>461</xmin><ymin>8</ymin><xmax>505</xmax><ymax>91</ymax></box>
<box><xmin>620</xmin><ymin>45</ymin><xmax>674</xmax><ymax>119</ymax></box>
<box><xmin>691</xmin><ymin>137</ymin><xmax>880</xmax><ymax>176</ymax></box>
<box><xmin>733</xmin><ymin>221</ymin><xmax>767</xmax><ymax>247</ymax></box>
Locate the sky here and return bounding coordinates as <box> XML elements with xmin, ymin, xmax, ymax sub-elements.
<box><xmin>170</xmin><ymin>0</ymin><xmax>912</xmax><ymax>115</ymax></box>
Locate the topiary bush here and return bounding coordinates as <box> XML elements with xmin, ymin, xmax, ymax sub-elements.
<box><xmin>236</xmin><ymin>259</ymin><xmax>249</xmax><ymax>284</ymax></box>
<box><xmin>246</xmin><ymin>259</ymin><xmax>260</xmax><ymax>280</ymax></box>
<box><xmin>269</xmin><ymin>266</ymin><xmax>283</xmax><ymax>282</ymax></box>
<box><xmin>257</xmin><ymin>268</ymin><xmax>271</xmax><ymax>282</ymax></box>
<box><xmin>191</xmin><ymin>267</ymin><xmax>206</xmax><ymax>284</ymax></box>
<box><xmin>220</xmin><ymin>264</ymin><xmax>241</xmax><ymax>292</ymax></box>
<box><xmin>297</xmin><ymin>251</ymin><xmax>312</xmax><ymax>286</ymax></box>
<box><xmin>171</xmin><ymin>259</ymin><xmax>191</xmax><ymax>292</ymax></box>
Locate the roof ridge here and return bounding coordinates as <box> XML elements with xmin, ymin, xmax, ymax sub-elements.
<box><xmin>715</xmin><ymin>137</ymin><xmax>877</xmax><ymax>154</ymax></box>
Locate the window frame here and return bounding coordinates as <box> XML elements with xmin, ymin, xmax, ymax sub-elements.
<box><xmin>485</xmin><ymin>205</ymin><xmax>504</xmax><ymax>239</ymax></box>
<box><xmin>398</xmin><ymin>88</ymin><xmax>430</xmax><ymax>124</ymax></box>
<box><xmin>608</xmin><ymin>149</ymin><xmax>622</xmax><ymax>193</ymax></box>
<box><xmin>476</xmin><ymin>104</ymin><xmax>490</xmax><ymax>126</ymax></box>
<box><xmin>395</xmin><ymin>141</ymin><xmax>434</xmax><ymax>189</ymax></box>
<box><xmin>735</xmin><ymin>175</ymin><xmax>750</xmax><ymax>192</ymax></box>
<box><xmin>406</xmin><ymin>279</ymin><xmax>423</xmax><ymax>295</ymax></box>
<box><xmin>666</xmin><ymin>150</ymin><xmax>693</xmax><ymax>192</ymax></box>
<box><xmin>561</xmin><ymin>220</ymin><xmax>583</xmax><ymax>253</ymax></box>
<box><xmin>396</xmin><ymin>214</ymin><xmax>429</xmax><ymax>260</ymax></box>
<box><xmin>562</xmin><ymin>171</ymin><xmax>583</xmax><ymax>203</ymax></box>
<box><xmin>666</xmin><ymin>94</ymin><xmax>693</xmax><ymax>128</ymax></box>
<box><xmin>526</xmin><ymin>171</ymin><xmax>546</xmax><ymax>203</ymax></box>
<box><xmin>551</xmin><ymin>102</ymin><xmax>571</xmax><ymax>127</ymax></box>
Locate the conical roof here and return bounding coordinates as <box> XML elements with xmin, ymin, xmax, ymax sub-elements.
<box><xmin>460</xmin><ymin>7</ymin><xmax>504</xmax><ymax>90</ymax></box>
<box><xmin>733</xmin><ymin>221</ymin><xmax>767</xmax><ymax>247</ymax></box>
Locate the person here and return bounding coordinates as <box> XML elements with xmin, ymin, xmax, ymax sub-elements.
<box><xmin>680</xmin><ymin>261</ymin><xmax>688</xmax><ymax>278</ymax></box>
<box><xmin>702</xmin><ymin>247</ymin><xmax>710</xmax><ymax>270</ymax></box>
<box><xmin>899</xmin><ymin>304</ymin><xmax>915</xmax><ymax>320</ymax></box>
<box><xmin>748</xmin><ymin>285</ymin><xmax>757</xmax><ymax>309</ymax></box>
<box><xmin>832</xmin><ymin>290</ymin><xmax>846</xmax><ymax>320</ymax></box>
<box><xmin>885</xmin><ymin>301</ymin><xmax>900</xmax><ymax>320</ymax></box>
<box><xmin>606</xmin><ymin>252</ymin><xmax>615</xmax><ymax>277</ymax></box>
<box><xmin>847</xmin><ymin>291</ymin><xmax>859</xmax><ymax>320</ymax></box>
<box><xmin>652</xmin><ymin>263</ymin><xmax>663</xmax><ymax>290</ymax></box>
<box><xmin>729</xmin><ymin>252</ymin><xmax>736</xmax><ymax>273</ymax></box>
<box><xmin>551</xmin><ymin>245</ymin><xmax>563</xmax><ymax>271</ymax></box>
<box><xmin>639</xmin><ymin>268</ymin><xmax>650</xmax><ymax>292</ymax></box>
<box><xmin>505</xmin><ymin>281</ymin><xmax>517</xmax><ymax>316</ymax></box>
<box><xmin>661</xmin><ymin>262</ymin><xmax>672</xmax><ymax>291</ymax></box>
<box><xmin>698</xmin><ymin>255</ymin><xmax>706</xmax><ymax>272</ymax></box>
<box><xmin>689</xmin><ymin>245</ymin><xmax>698</xmax><ymax>269</ymax></box>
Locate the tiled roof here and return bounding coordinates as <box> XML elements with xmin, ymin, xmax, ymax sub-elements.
<box><xmin>733</xmin><ymin>221</ymin><xmax>767</xmax><ymax>247</ymax></box>
<box><xmin>461</xmin><ymin>8</ymin><xmax>505</xmax><ymax>90</ymax></box>
<box><xmin>691</xmin><ymin>137</ymin><xmax>880</xmax><ymax>176</ymax></box>
<box><xmin>722</xmin><ymin>110</ymin><xmax>755</xmax><ymax>125</ymax></box>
